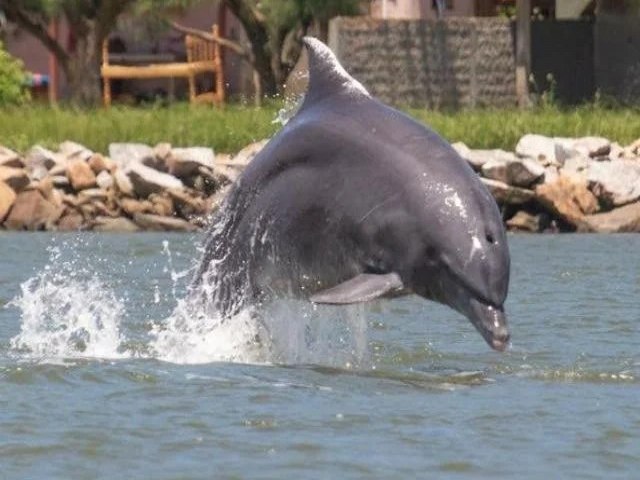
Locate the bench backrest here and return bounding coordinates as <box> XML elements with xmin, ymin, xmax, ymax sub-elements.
<box><xmin>186</xmin><ymin>24</ymin><xmax>221</xmax><ymax>65</ymax></box>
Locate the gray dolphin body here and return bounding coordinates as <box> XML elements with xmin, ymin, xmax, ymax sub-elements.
<box><xmin>194</xmin><ymin>38</ymin><xmax>511</xmax><ymax>351</ymax></box>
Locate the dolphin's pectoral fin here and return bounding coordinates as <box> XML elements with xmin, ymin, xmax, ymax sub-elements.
<box><xmin>309</xmin><ymin>273</ymin><xmax>404</xmax><ymax>304</ymax></box>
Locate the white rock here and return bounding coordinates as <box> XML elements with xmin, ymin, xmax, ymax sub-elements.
<box><xmin>0</xmin><ymin>146</ymin><xmax>23</xmax><ymax>168</ymax></box>
<box><xmin>587</xmin><ymin>160</ymin><xmax>640</xmax><ymax>206</ymax></box>
<box><xmin>572</xmin><ymin>137</ymin><xmax>611</xmax><ymax>158</ymax></box>
<box><xmin>480</xmin><ymin>178</ymin><xmax>535</xmax><ymax>205</ymax></box>
<box><xmin>51</xmin><ymin>175</ymin><xmax>70</xmax><ymax>188</ymax></box>
<box><xmin>561</xmin><ymin>156</ymin><xmax>592</xmax><ymax>181</ymax></box>
<box><xmin>465</xmin><ymin>149</ymin><xmax>516</xmax><ymax>170</ymax></box>
<box><xmin>24</xmin><ymin>145</ymin><xmax>64</xmax><ymax>171</ymax></box>
<box><xmin>451</xmin><ymin>142</ymin><xmax>471</xmax><ymax>158</ymax></box>
<box><xmin>481</xmin><ymin>156</ymin><xmax>545</xmax><ymax>188</ymax></box>
<box><xmin>168</xmin><ymin>147</ymin><xmax>215</xmax><ymax>178</ymax></box>
<box><xmin>516</xmin><ymin>134</ymin><xmax>561</xmax><ymax>165</ymax></box>
<box><xmin>133</xmin><ymin>213</ymin><xmax>197</xmax><ymax>232</ymax></box>
<box><xmin>542</xmin><ymin>165</ymin><xmax>560</xmax><ymax>185</ymax></box>
<box><xmin>108</xmin><ymin>143</ymin><xmax>155</xmax><ymax>168</ymax></box>
<box><xmin>59</xmin><ymin>141</ymin><xmax>93</xmax><ymax>162</ymax></box>
<box><xmin>126</xmin><ymin>162</ymin><xmax>184</xmax><ymax>198</ymax></box>
<box><xmin>229</xmin><ymin>139</ymin><xmax>269</xmax><ymax>166</ymax></box>
<box><xmin>113</xmin><ymin>169</ymin><xmax>134</xmax><ymax>196</ymax></box>
<box><xmin>584</xmin><ymin>202</ymin><xmax>640</xmax><ymax>233</ymax></box>
<box><xmin>78</xmin><ymin>188</ymin><xmax>108</xmax><ymax>202</ymax></box>
<box><xmin>96</xmin><ymin>170</ymin><xmax>114</xmax><ymax>190</ymax></box>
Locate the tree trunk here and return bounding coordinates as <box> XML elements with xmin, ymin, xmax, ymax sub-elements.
<box><xmin>66</xmin><ymin>27</ymin><xmax>102</xmax><ymax>105</ymax></box>
<box><xmin>223</xmin><ymin>0</ymin><xmax>280</xmax><ymax>97</ymax></box>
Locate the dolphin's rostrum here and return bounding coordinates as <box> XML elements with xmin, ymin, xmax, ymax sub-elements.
<box><xmin>193</xmin><ymin>37</ymin><xmax>511</xmax><ymax>351</ymax></box>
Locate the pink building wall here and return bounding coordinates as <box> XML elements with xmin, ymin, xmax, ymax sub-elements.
<box><xmin>370</xmin><ymin>0</ymin><xmax>475</xmax><ymax>19</ymax></box>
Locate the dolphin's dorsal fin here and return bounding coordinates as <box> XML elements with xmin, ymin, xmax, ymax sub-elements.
<box><xmin>301</xmin><ymin>37</ymin><xmax>369</xmax><ymax>106</ymax></box>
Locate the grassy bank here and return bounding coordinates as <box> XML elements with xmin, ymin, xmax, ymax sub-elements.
<box><xmin>0</xmin><ymin>103</ymin><xmax>281</xmax><ymax>154</ymax></box>
<box><xmin>408</xmin><ymin>105</ymin><xmax>640</xmax><ymax>150</ymax></box>
<box><xmin>0</xmin><ymin>103</ymin><xmax>638</xmax><ymax>154</ymax></box>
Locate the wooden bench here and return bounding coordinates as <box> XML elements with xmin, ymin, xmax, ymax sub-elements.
<box><xmin>101</xmin><ymin>24</ymin><xmax>225</xmax><ymax>107</ymax></box>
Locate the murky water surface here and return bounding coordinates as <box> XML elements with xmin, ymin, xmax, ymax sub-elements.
<box><xmin>0</xmin><ymin>232</ymin><xmax>638</xmax><ymax>479</ymax></box>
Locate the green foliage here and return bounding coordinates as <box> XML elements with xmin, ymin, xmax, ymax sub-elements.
<box><xmin>0</xmin><ymin>41</ymin><xmax>30</xmax><ymax>106</ymax></box>
<box><xmin>259</xmin><ymin>0</ymin><xmax>363</xmax><ymax>31</ymax></box>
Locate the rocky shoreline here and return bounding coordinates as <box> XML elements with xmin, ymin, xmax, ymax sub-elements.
<box><xmin>0</xmin><ymin>134</ymin><xmax>639</xmax><ymax>233</ymax></box>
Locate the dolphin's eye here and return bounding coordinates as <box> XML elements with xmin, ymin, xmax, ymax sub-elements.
<box><xmin>486</xmin><ymin>233</ymin><xmax>495</xmax><ymax>244</ymax></box>
<box><xmin>425</xmin><ymin>246</ymin><xmax>437</xmax><ymax>260</ymax></box>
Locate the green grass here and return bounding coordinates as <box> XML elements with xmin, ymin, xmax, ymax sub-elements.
<box><xmin>0</xmin><ymin>102</ymin><xmax>282</xmax><ymax>154</ymax></box>
<box><xmin>408</xmin><ymin>105</ymin><xmax>640</xmax><ymax>150</ymax></box>
<box><xmin>0</xmin><ymin>102</ymin><xmax>638</xmax><ymax>154</ymax></box>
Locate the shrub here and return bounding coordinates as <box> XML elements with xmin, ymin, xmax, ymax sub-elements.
<box><xmin>0</xmin><ymin>40</ymin><xmax>30</xmax><ymax>106</ymax></box>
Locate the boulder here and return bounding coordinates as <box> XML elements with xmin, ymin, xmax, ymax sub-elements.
<box><xmin>96</xmin><ymin>170</ymin><xmax>114</xmax><ymax>190</ymax></box>
<box><xmin>229</xmin><ymin>139</ymin><xmax>269</xmax><ymax>166</ymax></box>
<box><xmin>126</xmin><ymin>162</ymin><xmax>183</xmax><ymax>198</ymax></box>
<box><xmin>57</xmin><ymin>210</ymin><xmax>84</xmax><ymax>231</ymax></box>
<box><xmin>149</xmin><ymin>193</ymin><xmax>174</xmax><ymax>217</ymax></box>
<box><xmin>451</xmin><ymin>142</ymin><xmax>471</xmax><ymax>162</ymax></box>
<box><xmin>560</xmin><ymin>155</ymin><xmax>591</xmax><ymax>181</ymax></box>
<box><xmin>88</xmin><ymin>153</ymin><xmax>113</xmax><ymax>174</ymax></box>
<box><xmin>59</xmin><ymin>141</ymin><xmax>93</xmax><ymax>162</ymax></box>
<box><xmin>214</xmin><ymin>164</ymin><xmax>242</xmax><ymax>184</ymax></box>
<box><xmin>505</xmin><ymin>210</ymin><xmax>544</xmax><ymax>232</ymax></box>
<box><xmin>167</xmin><ymin>147</ymin><xmax>215</xmax><ymax>178</ymax></box>
<box><xmin>516</xmin><ymin>134</ymin><xmax>563</xmax><ymax>165</ymax></box>
<box><xmin>133</xmin><ymin>213</ymin><xmax>198</xmax><ymax>232</ymax></box>
<box><xmin>78</xmin><ymin>188</ymin><xmax>109</xmax><ymax>203</ymax></box>
<box><xmin>34</xmin><ymin>176</ymin><xmax>55</xmax><ymax>202</ymax></box>
<box><xmin>587</xmin><ymin>160</ymin><xmax>640</xmax><ymax>207</ymax></box>
<box><xmin>480</xmin><ymin>178</ymin><xmax>535</xmax><ymax>205</ymax></box>
<box><xmin>113</xmin><ymin>169</ymin><xmax>135</xmax><ymax>196</ymax></box>
<box><xmin>583</xmin><ymin>202</ymin><xmax>640</xmax><ymax>233</ymax></box>
<box><xmin>481</xmin><ymin>156</ymin><xmax>545</xmax><ymax>188</ymax></box>
<box><xmin>24</xmin><ymin>145</ymin><xmax>63</xmax><ymax>171</ymax></box>
<box><xmin>465</xmin><ymin>148</ymin><xmax>516</xmax><ymax>171</ymax></box>
<box><xmin>51</xmin><ymin>175</ymin><xmax>71</xmax><ymax>189</ymax></box>
<box><xmin>153</xmin><ymin>143</ymin><xmax>172</xmax><ymax>162</ymax></box>
<box><xmin>4</xmin><ymin>189</ymin><xmax>63</xmax><ymax>230</ymax></box>
<box><xmin>0</xmin><ymin>146</ymin><xmax>23</xmax><ymax>168</ymax></box>
<box><xmin>66</xmin><ymin>159</ymin><xmax>97</xmax><ymax>191</ymax></box>
<box><xmin>542</xmin><ymin>165</ymin><xmax>560</xmax><ymax>185</ymax></box>
<box><xmin>92</xmin><ymin>216</ymin><xmax>140</xmax><ymax>233</ymax></box>
<box><xmin>167</xmin><ymin>188</ymin><xmax>207</xmax><ymax>217</ymax></box>
<box><xmin>0</xmin><ymin>166</ymin><xmax>29</xmax><ymax>192</ymax></box>
<box><xmin>0</xmin><ymin>181</ymin><xmax>17</xmax><ymax>222</ymax></box>
<box><xmin>572</xmin><ymin>136</ymin><xmax>611</xmax><ymax>158</ymax></box>
<box><xmin>118</xmin><ymin>197</ymin><xmax>154</xmax><ymax>216</ymax></box>
<box><xmin>535</xmin><ymin>176</ymin><xmax>598</xmax><ymax>228</ymax></box>
<box><xmin>108</xmin><ymin>143</ymin><xmax>155</xmax><ymax>168</ymax></box>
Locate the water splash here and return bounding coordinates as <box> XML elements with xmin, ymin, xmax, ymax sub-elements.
<box><xmin>7</xmin><ymin>235</ymin><xmax>371</xmax><ymax>367</ymax></box>
<box><xmin>9</xmin><ymin>245</ymin><xmax>128</xmax><ymax>361</ymax></box>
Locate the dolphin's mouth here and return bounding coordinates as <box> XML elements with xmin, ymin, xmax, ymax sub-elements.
<box><xmin>467</xmin><ymin>298</ymin><xmax>510</xmax><ymax>351</ymax></box>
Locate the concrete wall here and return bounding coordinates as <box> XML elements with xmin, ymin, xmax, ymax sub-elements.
<box><xmin>329</xmin><ymin>16</ymin><xmax>517</xmax><ymax>108</ymax></box>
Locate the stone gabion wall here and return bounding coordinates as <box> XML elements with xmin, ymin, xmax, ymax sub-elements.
<box><xmin>329</xmin><ymin>17</ymin><xmax>517</xmax><ymax>109</ymax></box>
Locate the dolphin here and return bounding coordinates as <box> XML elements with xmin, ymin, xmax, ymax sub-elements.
<box><xmin>194</xmin><ymin>37</ymin><xmax>511</xmax><ymax>351</ymax></box>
